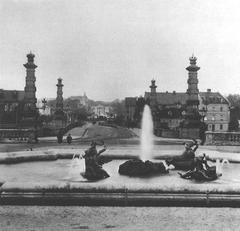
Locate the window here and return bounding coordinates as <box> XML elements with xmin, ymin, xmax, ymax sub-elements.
<box><xmin>220</xmin><ymin>107</ymin><xmax>223</xmax><ymax>112</ymax></box>
<box><xmin>212</xmin><ymin>124</ymin><xmax>215</xmax><ymax>131</ymax></box>
<box><xmin>220</xmin><ymin>124</ymin><xmax>223</xmax><ymax>130</ymax></box>
<box><xmin>4</xmin><ymin>104</ymin><xmax>8</xmax><ymax>112</ymax></box>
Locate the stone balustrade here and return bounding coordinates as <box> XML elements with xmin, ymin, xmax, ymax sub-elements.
<box><xmin>205</xmin><ymin>131</ymin><xmax>240</xmax><ymax>145</ymax></box>
<box><xmin>0</xmin><ymin>129</ymin><xmax>33</xmax><ymax>141</ymax></box>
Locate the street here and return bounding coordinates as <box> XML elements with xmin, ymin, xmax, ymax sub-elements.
<box><xmin>0</xmin><ymin>206</ymin><xmax>239</xmax><ymax>231</ymax></box>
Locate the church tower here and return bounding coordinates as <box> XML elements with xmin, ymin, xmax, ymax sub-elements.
<box><xmin>150</xmin><ymin>79</ymin><xmax>157</xmax><ymax>95</ymax></box>
<box><xmin>23</xmin><ymin>52</ymin><xmax>37</xmax><ymax>110</ymax></box>
<box><xmin>149</xmin><ymin>79</ymin><xmax>158</xmax><ymax>107</ymax></box>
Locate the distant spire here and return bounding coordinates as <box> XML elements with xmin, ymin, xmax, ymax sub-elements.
<box><xmin>150</xmin><ymin>79</ymin><xmax>157</xmax><ymax>94</ymax></box>
<box><xmin>189</xmin><ymin>54</ymin><xmax>197</xmax><ymax>65</ymax></box>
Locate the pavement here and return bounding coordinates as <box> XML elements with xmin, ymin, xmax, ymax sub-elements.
<box><xmin>1</xmin><ymin>206</ymin><xmax>240</xmax><ymax>231</ymax></box>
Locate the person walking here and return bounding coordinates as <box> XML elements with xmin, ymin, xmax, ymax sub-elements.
<box><xmin>57</xmin><ymin>130</ymin><xmax>63</xmax><ymax>144</ymax></box>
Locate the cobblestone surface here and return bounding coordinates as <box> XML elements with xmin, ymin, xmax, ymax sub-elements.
<box><xmin>0</xmin><ymin>206</ymin><xmax>239</xmax><ymax>231</ymax></box>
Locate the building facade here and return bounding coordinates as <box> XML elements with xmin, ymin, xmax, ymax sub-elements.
<box><xmin>125</xmin><ymin>97</ymin><xmax>137</xmax><ymax>121</ymax></box>
<box><xmin>68</xmin><ymin>93</ymin><xmax>89</xmax><ymax>109</ymax></box>
<box><xmin>199</xmin><ymin>89</ymin><xmax>230</xmax><ymax>132</ymax></box>
<box><xmin>91</xmin><ymin>104</ymin><xmax>112</xmax><ymax>119</ymax></box>
<box><xmin>0</xmin><ymin>53</ymin><xmax>38</xmax><ymax>128</ymax></box>
<box><xmin>125</xmin><ymin>55</ymin><xmax>230</xmax><ymax>137</ymax></box>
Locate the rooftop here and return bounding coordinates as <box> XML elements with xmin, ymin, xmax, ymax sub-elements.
<box><xmin>0</xmin><ymin>89</ymin><xmax>25</xmax><ymax>102</ymax></box>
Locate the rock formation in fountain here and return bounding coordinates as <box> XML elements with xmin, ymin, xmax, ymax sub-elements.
<box><xmin>119</xmin><ymin>159</ymin><xmax>168</xmax><ymax>176</ymax></box>
<box><xmin>119</xmin><ymin>105</ymin><xmax>168</xmax><ymax>177</ymax></box>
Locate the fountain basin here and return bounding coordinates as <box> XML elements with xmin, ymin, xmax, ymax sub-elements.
<box><xmin>0</xmin><ymin>158</ymin><xmax>240</xmax><ymax>206</ymax></box>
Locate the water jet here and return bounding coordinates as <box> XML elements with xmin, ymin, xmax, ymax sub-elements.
<box><xmin>119</xmin><ymin>105</ymin><xmax>168</xmax><ymax>176</ymax></box>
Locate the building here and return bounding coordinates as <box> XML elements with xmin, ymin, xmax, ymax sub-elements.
<box><xmin>199</xmin><ymin>89</ymin><xmax>230</xmax><ymax>132</ymax></box>
<box><xmin>0</xmin><ymin>52</ymin><xmax>38</xmax><ymax>128</ymax></box>
<box><xmin>68</xmin><ymin>93</ymin><xmax>89</xmax><ymax>108</ymax></box>
<box><xmin>125</xmin><ymin>97</ymin><xmax>137</xmax><ymax>121</ymax></box>
<box><xmin>144</xmin><ymin>90</ymin><xmax>187</xmax><ymax>136</ymax></box>
<box><xmin>125</xmin><ymin>55</ymin><xmax>230</xmax><ymax>138</ymax></box>
<box><xmin>91</xmin><ymin>104</ymin><xmax>113</xmax><ymax>119</ymax></box>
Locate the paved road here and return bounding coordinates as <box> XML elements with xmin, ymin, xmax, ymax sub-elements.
<box><xmin>0</xmin><ymin>206</ymin><xmax>239</xmax><ymax>231</ymax></box>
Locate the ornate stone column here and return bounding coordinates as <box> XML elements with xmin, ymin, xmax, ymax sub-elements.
<box><xmin>23</xmin><ymin>52</ymin><xmax>37</xmax><ymax>110</ymax></box>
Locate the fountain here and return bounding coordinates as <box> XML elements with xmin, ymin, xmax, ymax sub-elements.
<box><xmin>140</xmin><ymin>105</ymin><xmax>154</xmax><ymax>161</ymax></box>
<box><xmin>1</xmin><ymin>102</ymin><xmax>240</xmax><ymax>206</ymax></box>
<box><xmin>216</xmin><ymin>158</ymin><xmax>229</xmax><ymax>175</ymax></box>
<box><xmin>118</xmin><ymin>105</ymin><xmax>168</xmax><ymax>176</ymax></box>
<box><xmin>66</xmin><ymin>153</ymin><xmax>85</xmax><ymax>180</ymax></box>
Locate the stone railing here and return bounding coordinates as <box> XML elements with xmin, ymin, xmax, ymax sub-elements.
<box><xmin>205</xmin><ymin>131</ymin><xmax>240</xmax><ymax>145</ymax></box>
<box><xmin>0</xmin><ymin>129</ymin><xmax>33</xmax><ymax>141</ymax></box>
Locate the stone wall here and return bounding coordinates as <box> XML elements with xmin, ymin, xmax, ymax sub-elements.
<box><xmin>179</xmin><ymin>128</ymin><xmax>200</xmax><ymax>139</ymax></box>
<box><xmin>0</xmin><ymin>129</ymin><xmax>33</xmax><ymax>140</ymax></box>
<box><xmin>161</xmin><ymin>129</ymin><xmax>179</xmax><ymax>138</ymax></box>
<box><xmin>205</xmin><ymin>131</ymin><xmax>240</xmax><ymax>145</ymax></box>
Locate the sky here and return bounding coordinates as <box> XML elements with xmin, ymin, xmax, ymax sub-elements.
<box><xmin>1</xmin><ymin>0</ymin><xmax>240</xmax><ymax>101</ymax></box>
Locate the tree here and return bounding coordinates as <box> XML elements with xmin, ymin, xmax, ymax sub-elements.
<box><xmin>71</xmin><ymin>106</ymin><xmax>89</xmax><ymax>121</ymax></box>
<box><xmin>227</xmin><ymin>94</ymin><xmax>240</xmax><ymax>108</ymax></box>
<box><xmin>229</xmin><ymin>107</ymin><xmax>239</xmax><ymax>131</ymax></box>
<box><xmin>133</xmin><ymin>97</ymin><xmax>146</xmax><ymax>127</ymax></box>
<box><xmin>227</xmin><ymin>94</ymin><xmax>240</xmax><ymax>131</ymax></box>
<box><xmin>111</xmin><ymin>100</ymin><xmax>126</xmax><ymax>117</ymax></box>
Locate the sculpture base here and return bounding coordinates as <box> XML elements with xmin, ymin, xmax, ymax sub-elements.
<box><xmin>118</xmin><ymin>159</ymin><xmax>168</xmax><ymax>177</ymax></box>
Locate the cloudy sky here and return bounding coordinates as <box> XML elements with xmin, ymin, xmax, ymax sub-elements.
<box><xmin>0</xmin><ymin>0</ymin><xmax>240</xmax><ymax>101</ymax></box>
